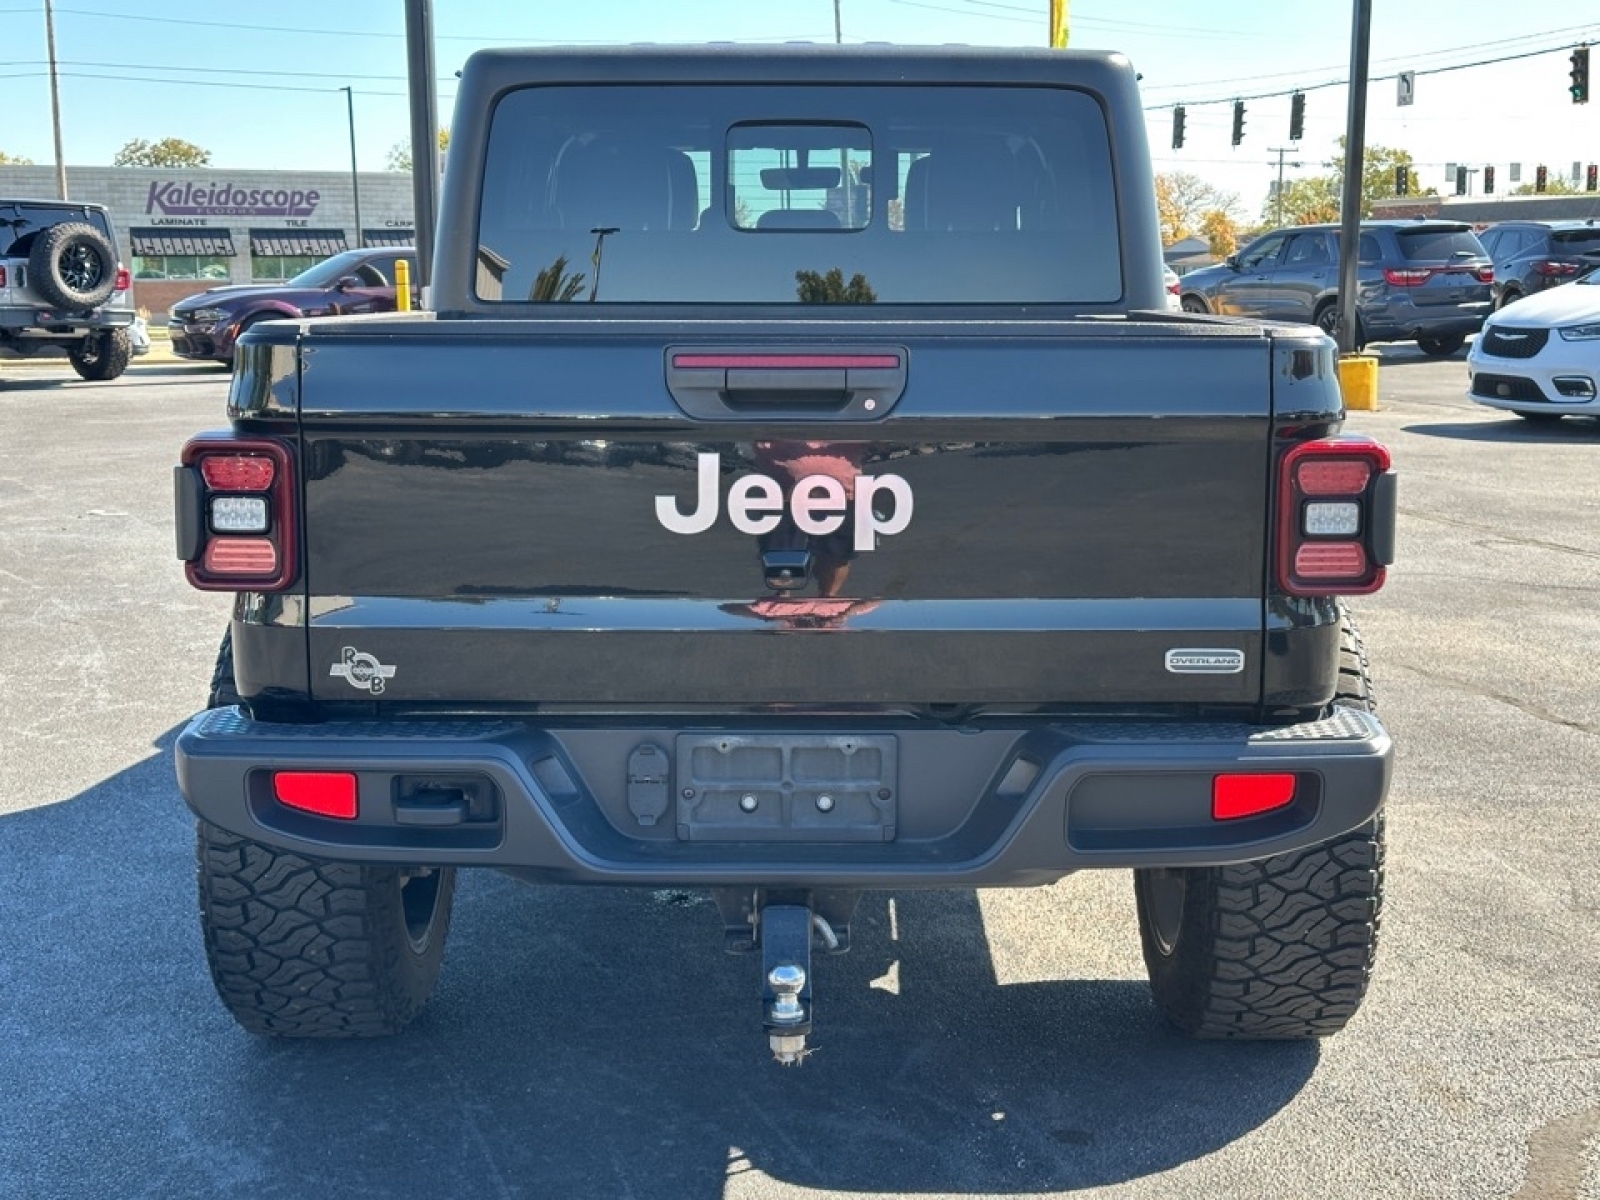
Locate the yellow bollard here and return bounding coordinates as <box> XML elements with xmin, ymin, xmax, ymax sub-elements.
<box><xmin>1338</xmin><ymin>353</ymin><xmax>1379</xmax><ymax>412</ymax></box>
<box><xmin>395</xmin><ymin>258</ymin><xmax>412</xmax><ymax>313</ymax></box>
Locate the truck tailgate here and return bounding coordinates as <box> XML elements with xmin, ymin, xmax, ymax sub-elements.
<box><xmin>292</xmin><ymin>318</ymin><xmax>1281</xmax><ymax>710</ymax></box>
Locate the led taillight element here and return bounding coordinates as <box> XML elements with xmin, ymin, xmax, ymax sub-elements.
<box><xmin>1474</xmin><ymin>266</ymin><xmax>1494</xmax><ymax>284</ymax></box>
<box><xmin>273</xmin><ymin>771</ymin><xmax>359</xmax><ymax>820</ymax></box>
<box><xmin>200</xmin><ymin>455</ymin><xmax>275</xmax><ymax>491</ymax></box>
<box><xmin>114</xmin><ymin>266</ymin><xmax>132</xmax><ymax>291</ymax></box>
<box><xmin>1277</xmin><ymin>437</ymin><xmax>1395</xmax><ymax>597</ymax></box>
<box><xmin>1382</xmin><ymin>267</ymin><xmax>1434</xmax><ymax>287</ymax></box>
<box><xmin>1213</xmin><ymin>773</ymin><xmax>1297</xmax><ymax>820</ymax></box>
<box><xmin>178</xmin><ymin>435</ymin><xmax>296</xmax><ymax>591</ymax></box>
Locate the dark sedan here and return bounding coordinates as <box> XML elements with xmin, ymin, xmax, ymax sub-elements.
<box><xmin>167</xmin><ymin>247</ymin><xmax>415</xmax><ymax>365</ymax></box>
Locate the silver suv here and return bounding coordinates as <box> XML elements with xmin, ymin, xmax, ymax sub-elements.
<box><xmin>1</xmin><ymin>198</ymin><xmax>136</xmax><ymax>380</ymax></box>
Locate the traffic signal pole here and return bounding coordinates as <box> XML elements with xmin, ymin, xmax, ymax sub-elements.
<box><xmin>404</xmin><ymin>0</ymin><xmax>439</xmax><ymax>295</ymax></box>
<box><xmin>1336</xmin><ymin>0</ymin><xmax>1372</xmax><ymax>357</ymax></box>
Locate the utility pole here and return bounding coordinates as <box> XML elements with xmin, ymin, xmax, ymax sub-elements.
<box><xmin>44</xmin><ymin>0</ymin><xmax>67</xmax><ymax>199</ymax></box>
<box><xmin>341</xmin><ymin>87</ymin><xmax>364</xmax><ymax>250</ymax></box>
<box><xmin>1269</xmin><ymin>147</ymin><xmax>1302</xmax><ymax>227</ymax></box>
<box><xmin>833</xmin><ymin>0</ymin><xmax>841</xmax><ymax>44</ymax></box>
<box><xmin>404</xmin><ymin>0</ymin><xmax>439</xmax><ymax>293</ymax></box>
<box><xmin>1335</xmin><ymin>0</ymin><xmax>1372</xmax><ymax>356</ymax></box>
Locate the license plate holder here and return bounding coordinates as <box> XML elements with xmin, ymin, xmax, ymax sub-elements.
<box><xmin>674</xmin><ymin>733</ymin><xmax>897</xmax><ymax>842</ymax></box>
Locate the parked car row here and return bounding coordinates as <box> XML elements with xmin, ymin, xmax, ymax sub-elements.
<box><xmin>167</xmin><ymin>247</ymin><xmax>416</xmax><ymax>366</ymax></box>
<box><xmin>1177</xmin><ymin>220</ymin><xmax>1494</xmax><ymax>357</ymax></box>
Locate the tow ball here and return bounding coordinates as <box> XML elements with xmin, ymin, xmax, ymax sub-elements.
<box><xmin>760</xmin><ymin>905</ymin><xmax>815</xmax><ymax>1065</ymax></box>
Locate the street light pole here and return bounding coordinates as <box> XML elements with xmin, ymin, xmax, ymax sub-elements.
<box><xmin>341</xmin><ymin>86</ymin><xmax>364</xmax><ymax>249</ymax></box>
<box><xmin>44</xmin><ymin>0</ymin><xmax>67</xmax><ymax>199</ymax></box>
<box><xmin>1335</xmin><ymin>0</ymin><xmax>1373</xmax><ymax>355</ymax></box>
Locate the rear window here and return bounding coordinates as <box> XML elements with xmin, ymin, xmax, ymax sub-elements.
<box><xmin>1394</xmin><ymin>227</ymin><xmax>1485</xmax><ymax>262</ymax></box>
<box><xmin>1551</xmin><ymin>229</ymin><xmax>1600</xmax><ymax>252</ymax></box>
<box><xmin>0</xmin><ymin>204</ymin><xmax>113</xmax><ymax>258</ymax></box>
<box><xmin>475</xmin><ymin>85</ymin><xmax>1121</xmax><ymax>304</ymax></box>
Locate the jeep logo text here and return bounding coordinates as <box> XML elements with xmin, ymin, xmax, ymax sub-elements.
<box><xmin>656</xmin><ymin>453</ymin><xmax>913</xmax><ymax>551</ymax></box>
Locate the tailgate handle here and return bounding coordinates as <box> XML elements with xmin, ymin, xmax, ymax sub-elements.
<box><xmin>666</xmin><ymin>347</ymin><xmax>906</xmax><ymax>421</ymax></box>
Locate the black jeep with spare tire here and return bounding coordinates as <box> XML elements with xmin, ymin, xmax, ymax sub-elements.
<box><xmin>1</xmin><ymin>198</ymin><xmax>136</xmax><ymax>380</ymax></box>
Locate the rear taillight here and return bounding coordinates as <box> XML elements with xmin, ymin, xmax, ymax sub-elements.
<box><xmin>1474</xmin><ymin>266</ymin><xmax>1494</xmax><ymax>284</ymax></box>
<box><xmin>176</xmin><ymin>435</ymin><xmax>297</xmax><ymax>591</ymax></box>
<box><xmin>1382</xmin><ymin>267</ymin><xmax>1434</xmax><ymax>286</ymax></box>
<box><xmin>1532</xmin><ymin>260</ymin><xmax>1580</xmax><ymax>278</ymax></box>
<box><xmin>114</xmin><ymin>265</ymin><xmax>131</xmax><ymax>291</ymax></box>
<box><xmin>1277</xmin><ymin>437</ymin><xmax>1396</xmax><ymax>597</ymax></box>
<box><xmin>0</xmin><ymin>265</ymin><xmax>6</xmax><ymax>287</ymax></box>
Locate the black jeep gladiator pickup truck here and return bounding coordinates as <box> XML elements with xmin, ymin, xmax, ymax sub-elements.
<box><xmin>174</xmin><ymin>46</ymin><xmax>1396</xmax><ymax>1062</ymax></box>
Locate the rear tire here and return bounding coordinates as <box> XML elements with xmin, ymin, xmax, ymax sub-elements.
<box><xmin>1314</xmin><ymin>302</ymin><xmax>1365</xmax><ymax>352</ymax></box>
<box><xmin>1133</xmin><ymin>609</ymin><xmax>1385</xmax><ymax>1039</ymax></box>
<box><xmin>195</xmin><ymin>631</ymin><xmax>456</xmax><ymax>1037</ymax></box>
<box><xmin>1181</xmin><ymin>295</ymin><xmax>1208</xmax><ymax>314</ymax></box>
<box><xmin>1415</xmin><ymin>333</ymin><xmax>1465</xmax><ymax>358</ymax></box>
<box><xmin>68</xmin><ymin>328</ymin><xmax>131</xmax><ymax>381</ymax></box>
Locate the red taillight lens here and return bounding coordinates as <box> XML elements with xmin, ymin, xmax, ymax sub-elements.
<box><xmin>1294</xmin><ymin>541</ymin><xmax>1368</xmax><ymax>578</ymax></box>
<box><xmin>179</xmin><ymin>435</ymin><xmax>296</xmax><ymax>591</ymax></box>
<box><xmin>200</xmin><ymin>454</ymin><xmax>275</xmax><ymax>491</ymax></box>
<box><xmin>273</xmin><ymin>771</ymin><xmax>359</xmax><ymax>820</ymax></box>
<box><xmin>1277</xmin><ymin>438</ymin><xmax>1394</xmax><ymax>597</ymax></box>
<box><xmin>1533</xmin><ymin>260</ymin><xmax>1580</xmax><ymax>277</ymax></box>
<box><xmin>203</xmin><ymin>537</ymin><xmax>278</xmax><ymax>575</ymax></box>
<box><xmin>1382</xmin><ymin>267</ymin><xmax>1434</xmax><ymax>286</ymax></box>
<box><xmin>1213</xmin><ymin>773</ymin><xmax>1297</xmax><ymax>820</ymax></box>
<box><xmin>1296</xmin><ymin>459</ymin><xmax>1372</xmax><ymax>496</ymax></box>
<box><xmin>1474</xmin><ymin>266</ymin><xmax>1494</xmax><ymax>284</ymax></box>
<box><xmin>0</xmin><ymin>266</ymin><xmax>6</xmax><ymax>287</ymax></box>
<box><xmin>114</xmin><ymin>266</ymin><xmax>131</xmax><ymax>291</ymax></box>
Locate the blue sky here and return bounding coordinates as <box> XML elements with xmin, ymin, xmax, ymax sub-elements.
<box><xmin>2</xmin><ymin>0</ymin><xmax>1598</xmax><ymax>217</ymax></box>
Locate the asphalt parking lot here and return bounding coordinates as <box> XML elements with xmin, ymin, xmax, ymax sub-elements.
<box><xmin>1</xmin><ymin>346</ymin><xmax>1597</xmax><ymax>1199</ymax></box>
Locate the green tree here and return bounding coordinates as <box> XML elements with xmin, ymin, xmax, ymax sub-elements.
<box><xmin>529</xmin><ymin>254</ymin><xmax>586</xmax><ymax>302</ymax></box>
<box><xmin>1261</xmin><ymin>140</ymin><xmax>1435</xmax><ymax>225</ymax></box>
<box><xmin>1510</xmin><ymin>173</ymin><xmax>1578</xmax><ymax>196</ymax></box>
<box><xmin>0</xmin><ymin>149</ymin><xmax>34</xmax><ymax>165</ymax></box>
<box><xmin>1157</xmin><ymin>172</ymin><xmax>1240</xmax><ymax>244</ymax></box>
<box><xmin>387</xmin><ymin>128</ymin><xmax>450</xmax><ymax>172</ymax></box>
<box><xmin>112</xmin><ymin>137</ymin><xmax>211</xmax><ymax>167</ymax></box>
<box><xmin>795</xmin><ymin>268</ymin><xmax>877</xmax><ymax>304</ymax></box>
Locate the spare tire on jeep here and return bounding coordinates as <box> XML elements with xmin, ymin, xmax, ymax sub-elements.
<box><xmin>28</xmin><ymin>221</ymin><xmax>117</xmax><ymax>310</ymax></box>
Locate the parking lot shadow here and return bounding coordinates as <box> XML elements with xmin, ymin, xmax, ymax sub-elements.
<box><xmin>1</xmin><ymin>731</ymin><xmax>1319</xmax><ymax>1199</ymax></box>
<box><xmin>1401</xmin><ymin>416</ymin><xmax>1600</xmax><ymax>442</ymax></box>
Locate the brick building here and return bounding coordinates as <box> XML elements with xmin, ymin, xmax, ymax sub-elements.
<box><xmin>0</xmin><ymin>164</ymin><xmax>415</xmax><ymax>319</ymax></box>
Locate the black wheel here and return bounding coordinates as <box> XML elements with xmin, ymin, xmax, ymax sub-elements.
<box><xmin>1313</xmin><ymin>302</ymin><xmax>1365</xmax><ymax>350</ymax></box>
<box><xmin>1516</xmin><ymin>411</ymin><xmax>1563</xmax><ymax>424</ymax></box>
<box><xmin>1415</xmin><ymin>333</ymin><xmax>1465</xmax><ymax>358</ymax></box>
<box><xmin>1495</xmin><ymin>289</ymin><xmax>1520</xmax><ymax>311</ymax></box>
<box><xmin>1134</xmin><ymin>608</ymin><xmax>1384</xmax><ymax>1039</ymax></box>
<box><xmin>195</xmin><ymin>631</ymin><xmax>456</xmax><ymax>1037</ymax></box>
<box><xmin>28</xmin><ymin>221</ymin><xmax>117</xmax><ymax>310</ymax></box>
<box><xmin>67</xmin><ymin>328</ymin><xmax>131</xmax><ymax>381</ymax></box>
<box><xmin>1180</xmin><ymin>295</ymin><xmax>1208</xmax><ymax>314</ymax></box>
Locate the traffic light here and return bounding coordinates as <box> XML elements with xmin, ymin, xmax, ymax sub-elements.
<box><xmin>1455</xmin><ymin>165</ymin><xmax>1467</xmax><ymax>196</ymax></box>
<box><xmin>1231</xmin><ymin>100</ymin><xmax>1246</xmax><ymax>147</ymax></box>
<box><xmin>1484</xmin><ymin>165</ymin><xmax>1495</xmax><ymax>194</ymax></box>
<box><xmin>1289</xmin><ymin>92</ymin><xmax>1305</xmax><ymax>141</ymax></box>
<box><xmin>1171</xmin><ymin>106</ymin><xmax>1186</xmax><ymax>150</ymax></box>
<box><xmin>1395</xmin><ymin>165</ymin><xmax>1409</xmax><ymax>196</ymax></box>
<box><xmin>1537</xmin><ymin>164</ymin><xmax>1548</xmax><ymax>192</ymax></box>
<box><xmin>1589</xmin><ymin>164</ymin><xmax>1598</xmax><ymax>192</ymax></box>
<box><xmin>1571</xmin><ymin>46</ymin><xmax>1590</xmax><ymax>104</ymax></box>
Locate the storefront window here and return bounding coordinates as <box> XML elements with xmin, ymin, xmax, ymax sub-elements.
<box><xmin>132</xmin><ymin>254</ymin><xmax>232</xmax><ymax>281</ymax></box>
<box><xmin>250</xmin><ymin>254</ymin><xmax>322</xmax><ymax>281</ymax></box>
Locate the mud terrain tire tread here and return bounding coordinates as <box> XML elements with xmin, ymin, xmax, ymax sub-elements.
<box><xmin>28</xmin><ymin>221</ymin><xmax>118</xmax><ymax>310</ymax></box>
<box><xmin>1134</xmin><ymin>609</ymin><xmax>1385</xmax><ymax>1039</ymax></box>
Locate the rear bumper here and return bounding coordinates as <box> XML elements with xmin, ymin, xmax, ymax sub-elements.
<box><xmin>177</xmin><ymin>706</ymin><xmax>1392</xmax><ymax>887</ymax></box>
<box><xmin>0</xmin><ymin>304</ymin><xmax>134</xmax><ymax>336</ymax></box>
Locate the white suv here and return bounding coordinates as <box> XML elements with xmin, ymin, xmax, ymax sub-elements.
<box><xmin>1</xmin><ymin>198</ymin><xmax>136</xmax><ymax>380</ymax></box>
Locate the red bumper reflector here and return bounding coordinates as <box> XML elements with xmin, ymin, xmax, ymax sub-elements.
<box><xmin>1296</xmin><ymin>459</ymin><xmax>1372</xmax><ymax>496</ymax></box>
<box><xmin>202</xmin><ymin>537</ymin><xmax>278</xmax><ymax>575</ymax></box>
<box><xmin>200</xmin><ymin>454</ymin><xmax>276</xmax><ymax>491</ymax></box>
<box><xmin>274</xmin><ymin>772</ymin><xmax>359</xmax><ymax>820</ymax></box>
<box><xmin>1213</xmin><ymin>773</ymin><xmax>1297</xmax><ymax>821</ymax></box>
<box><xmin>1294</xmin><ymin>541</ymin><xmax>1367</xmax><ymax>579</ymax></box>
